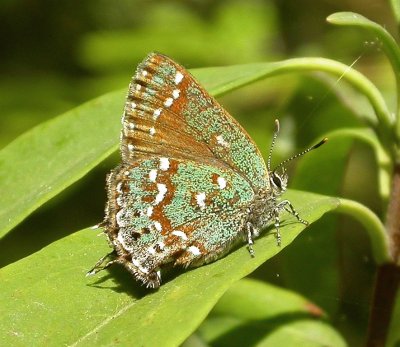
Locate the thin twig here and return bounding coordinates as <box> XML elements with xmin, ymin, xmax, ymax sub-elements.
<box><xmin>366</xmin><ymin>163</ymin><xmax>400</xmax><ymax>346</ymax></box>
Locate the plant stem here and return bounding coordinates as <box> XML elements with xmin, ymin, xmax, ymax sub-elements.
<box><xmin>386</xmin><ymin>163</ymin><xmax>400</xmax><ymax>263</ymax></box>
<box><xmin>366</xmin><ymin>163</ymin><xmax>400</xmax><ymax>346</ymax></box>
<box><xmin>366</xmin><ymin>263</ymin><xmax>400</xmax><ymax>347</ymax></box>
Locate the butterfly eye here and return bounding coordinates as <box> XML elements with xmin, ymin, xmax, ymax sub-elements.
<box><xmin>272</xmin><ymin>174</ymin><xmax>282</xmax><ymax>189</ymax></box>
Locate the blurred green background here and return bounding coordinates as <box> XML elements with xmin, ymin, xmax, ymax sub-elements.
<box><xmin>0</xmin><ymin>0</ymin><xmax>397</xmax><ymax>345</ymax></box>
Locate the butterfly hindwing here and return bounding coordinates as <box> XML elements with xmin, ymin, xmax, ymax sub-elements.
<box><xmin>106</xmin><ymin>157</ymin><xmax>255</xmax><ymax>287</ymax></box>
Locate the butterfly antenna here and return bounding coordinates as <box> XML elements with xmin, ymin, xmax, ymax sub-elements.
<box><xmin>267</xmin><ymin>119</ymin><xmax>280</xmax><ymax>172</ymax></box>
<box><xmin>274</xmin><ymin>137</ymin><xmax>328</xmax><ymax>171</ymax></box>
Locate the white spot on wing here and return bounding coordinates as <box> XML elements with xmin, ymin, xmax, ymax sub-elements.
<box><xmin>136</xmin><ymin>84</ymin><xmax>141</xmax><ymax>91</ymax></box>
<box><xmin>117</xmin><ymin>232</ymin><xmax>124</xmax><ymax>245</ymax></box>
<box><xmin>188</xmin><ymin>245</ymin><xmax>201</xmax><ymax>256</ymax></box>
<box><xmin>217</xmin><ymin>176</ymin><xmax>227</xmax><ymax>189</ymax></box>
<box><xmin>164</xmin><ymin>98</ymin><xmax>173</xmax><ymax>107</ymax></box>
<box><xmin>159</xmin><ymin>157</ymin><xmax>170</xmax><ymax>171</ymax></box>
<box><xmin>147</xmin><ymin>206</ymin><xmax>153</xmax><ymax>217</ymax></box>
<box><xmin>128</xmin><ymin>143</ymin><xmax>134</xmax><ymax>151</ymax></box>
<box><xmin>172</xmin><ymin>230</ymin><xmax>188</xmax><ymax>240</ymax></box>
<box><xmin>172</xmin><ymin>89</ymin><xmax>180</xmax><ymax>99</ymax></box>
<box><xmin>149</xmin><ymin>127</ymin><xmax>156</xmax><ymax>136</ymax></box>
<box><xmin>116</xmin><ymin>210</ymin><xmax>125</xmax><ymax>227</ymax></box>
<box><xmin>149</xmin><ymin>169</ymin><xmax>157</xmax><ymax>182</ymax></box>
<box><xmin>175</xmin><ymin>71</ymin><xmax>184</xmax><ymax>85</ymax></box>
<box><xmin>116</xmin><ymin>182</ymin><xmax>123</xmax><ymax>193</ymax></box>
<box><xmin>132</xmin><ymin>258</ymin><xmax>149</xmax><ymax>273</ymax></box>
<box><xmin>216</xmin><ymin>134</ymin><xmax>229</xmax><ymax>147</ymax></box>
<box><xmin>130</xmin><ymin>102</ymin><xmax>137</xmax><ymax>109</ymax></box>
<box><xmin>129</xmin><ymin>122</ymin><xmax>135</xmax><ymax>129</ymax></box>
<box><xmin>124</xmin><ymin>170</ymin><xmax>130</xmax><ymax>176</ymax></box>
<box><xmin>155</xmin><ymin>183</ymin><xmax>167</xmax><ymax>204</ymax></box>
<box><xmin>148</xmin><ymin>246</ymin><xmax>156</xmax><ymax>255</ymax></box>
<box><xmin>140</xmin><ymin>266</ymin><xmax>149</xmax><ymax>274</ymax></box>
<box><xmin>153</xmin><ymin>108</ymin><xmax>161</xmax><ymax>120</ymax></box>
<box><xmin>142</xmin><ymin>70</ymin><xmax>148</xmax><ymax>76</ymax></box>
<box><xmin>196</xmin><ymin>192</ymin><xmax>206</xmax><ymax>210</ymax></box>
<box><xmin>154</xmin><ymin>221</ymin><xmax>162</xmax><ymax>232</ymax></box>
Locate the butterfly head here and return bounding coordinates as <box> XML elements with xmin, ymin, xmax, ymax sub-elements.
<box><xmin>267</xmin><ymin>119</ymin><xmax>327</xmax><ymax>194</ymax></box>
<box><xmin>270</xmin><ymin>168</ymin><xmax>288</xmax><ymax>195</ymax></box>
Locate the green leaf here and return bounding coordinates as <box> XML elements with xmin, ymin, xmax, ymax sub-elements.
<box><xmin>0</xmin><ymin>191</ymin><xmax>338</xmax><ymax>347</ymax></box>
<box><xmin>208</xmin><ymin>278</ymin><xmax>327</xmax><ymax>320</ymax></box>
<box><xmin>327</xmin><ymin>12</ymin><xmax>400</xmax><ymax>142</ymax></box>
<box><xmin>1</xmin><ymin>58</ymin><xmax>378</xmax><ymax>239</ymax></box>
<box><xmin>0</xmin><ymin>90</ymin><xmax>123</xmax><ymax>239</ymax></box>
<box><xmin>198</xmin><ymin>278</ymin><xmax>346</xmax><ymax>347</ymax></box>
<box><xmin>327</xmin><ymin>12</ymin><xmax>400</xmax><ymax>80</ymax></box>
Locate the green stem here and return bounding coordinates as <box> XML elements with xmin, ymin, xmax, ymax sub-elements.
<box><xmin>208</xmin><ymin>58</ymin><xmax>392</xmax><ymax>135</ymax></box>
<box><xmin>324</xmin><ymin>128</ymin><xmax>392</xmax><ymax>206</ymax></box>
<box><xmin>327</xmin><ymin>12</ymin><xmax>400</xmax><ymax>126</ymax></box>
<box><xmin>336</xmin><ymin>198</ymin><xmax>390</xmax><ymax>264</ymax></box>
<box><xmin>390</xmin><ymin>0</ymin><xmax>400</xmax><ymax>27</ymax></box>
<box><xmin>223</xmin><ymin>58</ymin><xmax>394</xmax><ymax>150</ymax></box>
<box><xmin>269</xmin><ymin>59</ymin><xmax>393</xmax><ymax>133</ymax></box>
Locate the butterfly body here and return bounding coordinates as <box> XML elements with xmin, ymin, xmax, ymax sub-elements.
<box><xmin>89</xmin><ymin>52</ymin><xmax>315</xmax><ymax>288</ymax></box>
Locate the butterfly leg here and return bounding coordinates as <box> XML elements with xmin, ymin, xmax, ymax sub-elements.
<box><xmin>273</xmin><ymin>211</ymin><xmax>282</xmax><ymax>247</ymax></box>
<box><xmin>87</xmin><ymin>251</ymin><xmax>120</xmax><ymax>276</ymax></box>
<box><xmin>278</xmin><ymin>200</ymin><xmax>309</xmax><ymax>226</ymax></box>
<box><xmin>246</xmin><ymin>222</ymin><xmax>256</xmax><ymax>257</ymax></box>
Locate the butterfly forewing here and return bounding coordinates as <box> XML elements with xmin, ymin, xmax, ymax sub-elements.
<box><xmin>121</xmin><ymin>55</ymin><xmax>214</xmax><ymax>164</ymax></box>
<box><xmin>121</xmin><ymin>53</ymin><xmax>268</xmax><ymax>190</ymax></box>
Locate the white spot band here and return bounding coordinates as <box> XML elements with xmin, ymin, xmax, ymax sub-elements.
<box><xmin>217</xmin><ymin>176</ymin><xmax>227</xmax><ymax>189</ymax></box>
<box><xmin>216</xmin><ymin>134</ymin><xmax>229</xmax><ymax>147</ymax></box>
<box><xmin>153</xmin><ymin>108</ymin><xmax>161</xmax><ymax>120</ymax></box>
<box><xmin>188</xmin><ymin>245</ymin><xmax>201</xmax><ymax>256</ymax></box>
<box><xmin>175</xmin><ymin>71</ymin><xmax>184</xmax><ymax>85</ymax></box>
<box><xmin>149</xmin><ymin>169</ymin><xmax>157</xmax><ymax>182</ymax></box>
<box><xmin>172</xmin><ymin>89</ymin><xmax>180</xmax><ymax>99</ymax></box>
<box><xmin>155</xmin><ymin>183</ymin><xmax>167</xmax><ymax>204</ymax></box>
<box><xmin>164</xmin><ymin>98</ymin><xmax>173</xmax><ymax>107</ymax></box>
<box><xmin>154</xmin><ymin>221</ymin><xmax>162</xmax><ymax>232</ymax></box>
<box><xmin>159</xmin><ymin>157</ymin><xmax>170</xmax><ymax>171</ymax></box>
<box><xmin>172</xmin><ymin>230</ymin><xmax>188</xmax><ymax>241</ymax></box>
<box><xmin>196</xmin><ymin>192</ymin><xmax>206</xmax><ymax>210</ymax></box>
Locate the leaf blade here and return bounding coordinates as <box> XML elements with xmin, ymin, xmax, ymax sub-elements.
<box><xmin>0</xmin><ymin>191</ymin><xmax>339</xmax><ymax>347</ymax></box>
<box><xmin>198</xmin><ymin>278</ymin><xmax>346</xmax><ymax>347</ymax></box>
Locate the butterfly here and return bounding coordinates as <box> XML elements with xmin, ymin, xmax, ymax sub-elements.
<box><xmin>88</xmin><ymin>52</ymin><xmax>326</xmax><ymax>288</ymax></box>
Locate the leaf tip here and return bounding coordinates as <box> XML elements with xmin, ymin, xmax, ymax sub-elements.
<box><xmin>326</xmin><ymin>11</ymin><xmax>366</xmax><ymax>25</ymax></box>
